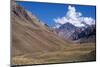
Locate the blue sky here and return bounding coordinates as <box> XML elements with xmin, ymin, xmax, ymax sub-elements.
<box><xmin>16</xmin><ymin>1</ymin><xmax>96</xmax><ymax>27</ymax></box>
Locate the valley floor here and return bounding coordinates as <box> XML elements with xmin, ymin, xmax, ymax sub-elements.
<box><xmin>12</xmin><ymin>43</ymin><xmax>96</xmax><ymax>66</ymax></box>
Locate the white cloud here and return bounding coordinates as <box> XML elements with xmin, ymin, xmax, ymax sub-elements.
<box><xmin>54</xmin><ymin>5</ymin><xmax>95</xmax><ymax>27</ymax></box>
<box><xmin>53</xmin><ymin>24</ymin><xmax>61</xmax><ymax>28</ymax></box>
<box><xmin>83</xmin><ymin>17</ymin><xmax>95</xmax><ymax>25</ymax></box>
<box><xmin>54</xmin><ymin>17</ymin><xmax>67</xmax><ymax>24</ymax></box>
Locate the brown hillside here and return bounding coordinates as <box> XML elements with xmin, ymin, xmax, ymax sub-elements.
<box><xmin>11</xmin><ymin>1</ymin><xmax>69</xmax><ymax>57</ymax></box>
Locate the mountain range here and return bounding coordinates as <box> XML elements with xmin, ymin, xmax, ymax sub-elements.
<box><xmin>54</xmin><ymin>22</ymin><xmax>96</xmax><ymax>43</ymax></box>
